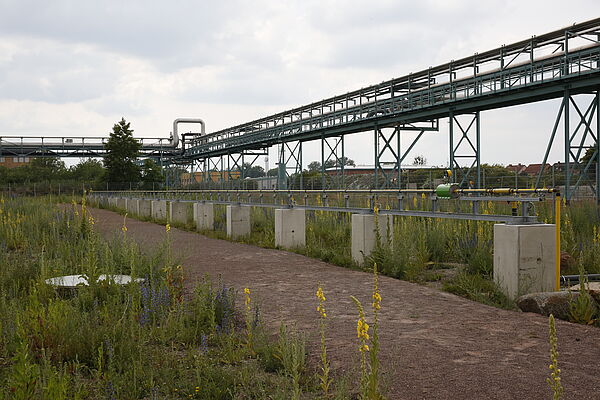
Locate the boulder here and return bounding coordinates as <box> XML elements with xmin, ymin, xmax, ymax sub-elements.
<box><xmin>569</xmin><ymin>282</ymin><xmax>600</xmax><ymax>304</ymax></box>
<box><xmin>516</xmin><ymin>291</ymin><xmax>578</xmax><ymax>321</ymax></box>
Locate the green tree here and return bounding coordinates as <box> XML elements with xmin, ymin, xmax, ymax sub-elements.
<box><xmin>70</xmin><ymin>159</ymin><xmax>104</xmax><ymax>182</ymax></box>
<box><xmin>241</xmin><ymin>163</ymin><xmax>265</xmax><ymax>178</ymax></box>
<box><xmin>140</xmin><ymin>159</ymin><xmax>164</xmax><ymax>189</ymax></box>
<box><xmin>307</xmin><ymin>161</ymin><xmax>321</xmax><ymax>172</ymax></box>
<box><xmin>28</xmin><ymin>158</ymin><xmax>68</xmax><ymax>181</ymax></box>
<box><xmin>103</xmin><ymin>118</ymin><xmax>141</xmax><ymax>183</ymax></box>
<box><xmin>581</xmin><ymin>146</ymin><xmax>597</xmax><ymax>166</ymax></box>
<box><xmin>413</xmin><ymin>155</ymin><xmax>426</xmax><ymax>166</ymax></box>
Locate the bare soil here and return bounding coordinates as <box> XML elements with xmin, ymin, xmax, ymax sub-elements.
<box><xmin>91</xmin><ymin>207</ymin><xmax>600</xmax><ymax>399</ymax></box>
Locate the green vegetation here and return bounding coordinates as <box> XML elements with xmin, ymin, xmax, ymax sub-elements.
<box><xmin>0</xmin><ymin>197</ymin><xmax>354</xmax><ymax>399</ymax></box>
<box><xmin>103</xmin><ymin>118</ymin><xmax>142</xmax><ymax>184</ymax></box>
<box><xmin>1</xmin><ymin>195</ymin><xmax>404</xmax><ymax>398</ymax></box>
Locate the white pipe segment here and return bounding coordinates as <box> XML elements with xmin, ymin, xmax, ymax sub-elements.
<box><xmin>172</xmin><ymin>118</ymin><xmax>206</xmax><ymax>148</ymax></box>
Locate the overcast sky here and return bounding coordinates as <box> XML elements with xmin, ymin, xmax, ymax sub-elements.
<box><xmin>0</xmin><ymin>0</ymin><xmax>599</xmax><ymax>168</ymax></box>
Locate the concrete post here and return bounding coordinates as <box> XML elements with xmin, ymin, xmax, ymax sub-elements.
<box><xmin>151</xmin><ymin>200</ymin><xmax>168</xmax><ymax>221</ymax></box>
<box><xmin>194</xmin><ymin>202</ymin><xmax>214</xmax><ymax>230</ymax></box>
<box><xmin>226</xmin><ymin>205</ymin><xmax>251</xmax><ymax>239</ymax></box>
<box><xmin>138</xmin><ymin>199</ymin><xmax>152</xmax><ymax>217</ymax></box>
<box><xmin>275</xmin><ymin>208</ymin><xmax>306</xmax><ymax>248</ymax></box>
<box><xmin>170</xmin><ymin>201</ymin><xmax>190</xmax><ymax>224</ymax></box>
<box><xmin>126</xmin><ymin>198</ymin><xmax>139</xmax><ymax>216</ymax></box>
<box><xmin>351</xmin><ymin>214</ymin><xmax>392</xmax><ymax>265</ymax></box>
<box><xmin>493</xmin><ymin>224</ymin><xmax>556</xmax><ymax>300</ymax></box>
<box><xmin>116</xmin><ymin>198</ymin><xmax>127</xmax><ymax>211</ymax></box>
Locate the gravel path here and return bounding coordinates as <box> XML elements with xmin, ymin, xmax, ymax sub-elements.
<box><xmin>91</xmin><ymin>207</ymin><xmax>600</xmax><ymax>399</ymax></box>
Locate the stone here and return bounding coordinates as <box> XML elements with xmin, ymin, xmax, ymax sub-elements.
<box><xmin>569</xmin><ymin>282</ymin><xmax>600</xmax><ymax>304</ymax></box>
<box><xmin>517</xmin><ymin>291</ymin><xmax>578</xmax><ymax>321</ymax></box>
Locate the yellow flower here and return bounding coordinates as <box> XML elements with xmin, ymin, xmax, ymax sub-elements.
<box><xmin>316</xmin><ymin>287</ymin><xmax>326</xmax><ymax>302</ymax></box>
<box><xmin>372</xmin><ymin>291</ymin><xmax>382</xmax><ymax>310</ymax></box>
<box><xmin>166</xmin><ymin>223</ymin><xmax>171</xmax><ymax>232</ymax></box>
<box><xmin>244</xmin><ymin>288</ymin><xmax>250</xmax><ymax>295</ymax></box>
<box><xmin>195</xmin><ymin>386</ymin><xmax>200</xmax><ymax>392</ymax></box>
<box><xmin>360</xmin><ymin>344</ymin><xmax>370</xmax><ymax>352</ymax></box>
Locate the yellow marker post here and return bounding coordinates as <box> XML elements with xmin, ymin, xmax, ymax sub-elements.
<box><xmin>555</xmin><ymin>193</ymin><xmax>561</xmax><ymax>291</ymax></box>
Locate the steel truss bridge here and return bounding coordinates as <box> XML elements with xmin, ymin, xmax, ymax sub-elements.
<box><xmin>2</xmin><ymin>18</ymin><xmax>600</xmax><ymax>202</ymax></box>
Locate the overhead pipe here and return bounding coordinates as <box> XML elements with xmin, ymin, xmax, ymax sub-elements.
<box><xmin>172</xmin><ymin>118</ymin><xmax>206</xmax><ymax>150</ymax></box>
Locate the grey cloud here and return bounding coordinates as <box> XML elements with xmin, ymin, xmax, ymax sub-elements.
<box><xmin>0</xmin><ymin>40</ymin><xmax>119</xmax><ymax>102</ymax></box>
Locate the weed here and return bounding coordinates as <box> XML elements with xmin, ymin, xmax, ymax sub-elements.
<box><xmin>546</xmin><ymin>314</ymin><xmax>563</xmax><ymax>399</ymax></box>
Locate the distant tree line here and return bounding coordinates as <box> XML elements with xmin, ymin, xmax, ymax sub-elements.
<box><xmin>0</xmin><ymin>118</ymin><xmax>165</xmax><ymax>189</ymax></box>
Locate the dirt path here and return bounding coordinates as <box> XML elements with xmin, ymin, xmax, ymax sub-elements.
<box><xmin>91</xmin><ymin>207</ymin><xmax>600</xmax><ymax>399</ymax></box>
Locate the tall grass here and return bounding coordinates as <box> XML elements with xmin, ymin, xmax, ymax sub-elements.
<box><xmin>0</xmin><ymin>197</ymin><xmax>322</xmax><ymax>398</ymax></box>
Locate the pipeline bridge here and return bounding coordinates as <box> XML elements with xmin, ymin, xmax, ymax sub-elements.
<box><xmin>2</xmin><ymin>18</ymin><xmax>600</xmax><ymax>201</ymax></box>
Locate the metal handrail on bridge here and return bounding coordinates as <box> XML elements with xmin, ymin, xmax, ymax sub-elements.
<box><xmin>184</xmin><ymin>19</ymin><xmax>600</xmax><ymax>159</ymax></box>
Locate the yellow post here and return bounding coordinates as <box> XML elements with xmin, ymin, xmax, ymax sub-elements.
<box><xmin>555</xmin><ymin>193</ymin><xmax>561</xmax><ymax>291</ymax></box>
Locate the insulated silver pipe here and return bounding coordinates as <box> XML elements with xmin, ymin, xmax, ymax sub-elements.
<box><xmin>172</xmin><ymin>118</ymin><xmax>206</xmax><ymax>148</ymax></box>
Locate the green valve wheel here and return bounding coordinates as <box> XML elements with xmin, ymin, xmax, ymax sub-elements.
<box><xmin>436</xmin><ymin>184</ymin><xmax>458</xmax><ymax>199</ymax></box>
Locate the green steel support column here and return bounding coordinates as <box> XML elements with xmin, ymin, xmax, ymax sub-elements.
<box><xmin>321</xmin><ymin>135</ymin><xmax>325</xmax><ymax>190</ymax></box>
<box><xmin>449</xmin><ymin>111</ymin><xmax>480</xmax><ymax>188</ymax></box>
<box><xmin>597</xmin><ymin>90</ymin><xmax>600</xmax><ymax>205</ymax></box>
<box><xmin>373</xmin><ymin>126</ymin><xmax>378</xmax><ymax>188</ymax></box>
<box><xmin>536</xmin><ymin>99</ymin><xmax>565</xmax><ymax>189</ymax></box>
<box><xmin>397</xmin><ymin>124</ymin><xmax>401</xmax><ymax>189</ymax></box>
<box><xmin>476</xmin><ymin>111</ymin><xmax>481</xmax><ymax>188</ymax></box>
<box><xmin>278</xmin><ymin>141</ymin><xmax>302</xmax><ymax>190</ymax></box>
<box><xmin>564</xmin><ymin>88</ymin><xmax>570</xmax><ymax>203</ymax></box>
<box><xmin>449</xmin><ymin>110</ymin><xmax>455</xmax><ymax>183</ymax></box>
<box><xmin>279</xmin><ymin>143</ymin><xmax>287</xmax><ymax>190</ymax></box>
<box><xmin>341</xmin><ymin>136</ymin><xmax>345</xmax><ymax>189</ymax></box>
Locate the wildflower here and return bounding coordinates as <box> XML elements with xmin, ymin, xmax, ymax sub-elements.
<box><xmin>357</xmin><ymin>319</ymin><xmax>370</xmax><ymax>343</ymax></box>
<box><xmin>244</xmin><ymin>287</ymin><xmax>251</xmax><ymax>308</ymax></box>
<box><xmin>315</xmin><ymin>284</ymin><xmax>331</xmax><ymax>395</ymax></box>
<box><xmin>166</xmin><ymin>223</ymin><xmax>171</xmax><ymax>232</ymax></box>
<box><xmin>195</xmin><ymin>386</ymin><xmax>200</xmax><ymax>392</ymax></box>
<box><xmin>547</xmin><ymin>314</ymin><xmax>563</xmax><ymax>399</ymax></box>
<box><xmin>243</xmin><ymin>287</ymin><xmax>254</xmax><ymax>351</ymax></box>
<box><xmin>316</xmin><ymin>286</ymin><xmax>327</xmax><ymax>318</ymax></box>
<box><xmin>372</xmin><ymin>291</ymin><xmax>382</xmax><ymax>310</ymax></box>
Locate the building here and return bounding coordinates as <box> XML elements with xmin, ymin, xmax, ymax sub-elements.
<box><xmin>180</xmin><ymin>170</ymin><xmax>241</xmax><ymax>186</ymax></box>
<box><xmin>0</xmin><ymin>156</ymin><xmax>31</xmax><ymax>168</ymax></box>
<box><xmin>520</xmin><ymin>163</ymin><xmax>551</xmax><ymax>176</ymax></box>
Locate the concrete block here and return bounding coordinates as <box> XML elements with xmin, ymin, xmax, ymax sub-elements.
<box><xmin>226</xmin><ymin>205</ymin><xmax>251</xmax><ymax>239</ymax></box>
<box><xmin>493</xmin><ymin>224</ymin><xmax>556</xmax><ymax>300</ymax></box>
<box><xmin>138</xmin><ymin>199</ymin><xmax>152</xmax><ymax>217</ymax></box>
<box><xmin>151</xmin><ymin>200</ymin><xmax>168</xmax><ymax>221</ymax></box>
<box><xmin>126</xmin><ymin>198</ymin><xmax>139</xmax><ymax>216</ymax></box>
<box><xmin>351</xmin><ymin>214</ymin><xmax>392</xmax><ymax>265</ymax></box>
<box><xmin>116</xmin><ymin>198</ymin><xmax>127</xmax><ymax>211</ymax></box>
<box><xmin>194</xmin><ymin>202</ymin><xmax>214</xmax><ymax>230</ymax></box>
<box><xmin>170</xmin><ymin>201</ymin><xmax>190</xmax><ymax>224</ymax></box>
<box><xmin>275</xmin><ymin>208</ymin><xmax>305</xmax><ymax>248</ymax></box>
